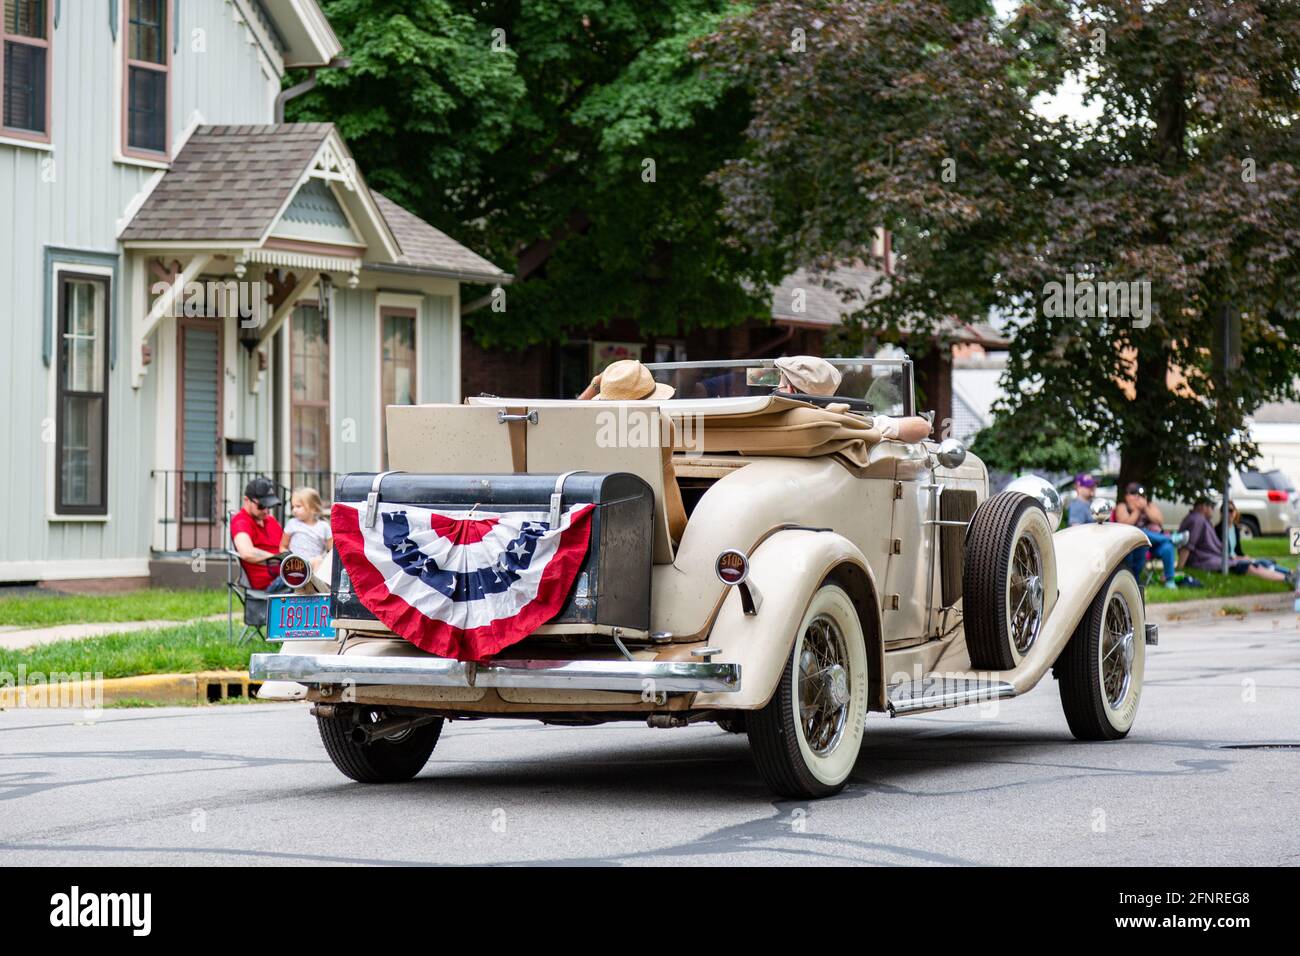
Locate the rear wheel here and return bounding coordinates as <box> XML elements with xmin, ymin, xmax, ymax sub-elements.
<box><xmin>747</xmin><ymin>584</ymin><xmax>868</xmax><ymax>799</ymax></box>
<box><xmin>317</xmin><ymin>707</ymin><xmax>443</xmax><ymax>783</ymax></box>
<box><xmin>1057</xmin><ymin>569</ymin><xmax>1145</xmax><ymax>740</ymax></box>
<box><xmin>1238</xmin><ymin>515</ymin><xmax>1260</xmax><ymax>539</ymax></box>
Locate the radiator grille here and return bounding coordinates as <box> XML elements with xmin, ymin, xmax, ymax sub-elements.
<box><xmin>940</xmin><ymin>489</ymin><xmax>979</xmax><ymax>607</ymax></box>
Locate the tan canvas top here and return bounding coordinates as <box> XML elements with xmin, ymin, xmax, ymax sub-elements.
<box><xmin>465</xmin><ymin>394</ymin><xmax>886</xmax><ymax>469</ymax></box>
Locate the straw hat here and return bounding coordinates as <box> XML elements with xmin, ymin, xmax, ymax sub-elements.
<box><xmin>774</xmin><ymin>356</ymin><xmax>842</xmax><ymax>396</ymax></box>
<box><xmin>594</xmin><ymin>360</ymin><xmax>675</xmax><ymax>400</ymax></box>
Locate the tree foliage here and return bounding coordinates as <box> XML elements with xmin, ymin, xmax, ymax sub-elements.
<box><xmin>705</xmin><ymin>0</ymin><xmax>1300</xmax><ymax>500</ymax></box>
<box><xmin>289</xmin><ymin>0</ymin><xmax>772</xmax><ymax>348</ymax></box>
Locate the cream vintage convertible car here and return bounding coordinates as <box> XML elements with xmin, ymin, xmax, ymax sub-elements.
<box><xmin>252</xmin><ymin>357</ymin><xmax>1154</xmax><ymax>799</ymax></box>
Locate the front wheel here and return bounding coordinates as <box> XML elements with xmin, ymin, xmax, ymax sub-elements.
<box><xmin>747</xmin><ymin>583</ymin><xmax>869</xmax><ymax>799</ymax></box>
<box><xmin>317</xmin><ymin>707</ymin><xmax>443</xmax><ymax>783</ymax></box>
<box><xmin>1056</xmin><ymin>568</ymin><xmax>1145</xmax><ymax>740</ymax></box>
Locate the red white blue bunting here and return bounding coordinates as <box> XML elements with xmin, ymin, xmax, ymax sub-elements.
<box><xmin>332</xmin><ymin>500</ymin><xmax>594</xmax><ymax>661</ymax></box>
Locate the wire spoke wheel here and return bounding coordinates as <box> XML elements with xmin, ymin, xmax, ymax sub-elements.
<box><xmin>1058</xmin><ymin>568</ymin><xmax>1144</xmax><ymax>741</ymax></box>
<box><xmin>797</xmin><ymin>614</ymin><xmax>851</xmax><ymax>758</ymax></box>
<box><xmin>747</xmin><ymin>582</ymin><xmax>868</xmax><ymax>799</ymax></box>
<box><xmin>1008</xmin><ymin>534</ymin><xmax>1044</xmax><ymax>656</ymax></box>
<box><xmin>1100</xmin><ymin>594</ymin><xmax>1134</xmax><ymax>710</ymax></box>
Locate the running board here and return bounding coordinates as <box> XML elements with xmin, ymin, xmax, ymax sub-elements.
<box><xmin>887</xmin><ymin>677</ymin><xmax>1017</xmax><ymax>717</ymax></box>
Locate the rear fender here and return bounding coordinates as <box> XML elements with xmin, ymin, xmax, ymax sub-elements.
<box><xmin>691</xmin><ymin>529</ymin><xmax>884</xmax><ymax>711</ymax></box>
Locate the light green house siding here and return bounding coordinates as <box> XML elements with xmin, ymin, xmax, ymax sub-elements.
<box><xmin>0</xmin><ymin>0</ymin><xmax>281</xmax><ymax>578</ymax></box>
<box><xmin>0</xmin><ymin>1</ymin><xmax>472</xmax><ymax>582</ymax></box>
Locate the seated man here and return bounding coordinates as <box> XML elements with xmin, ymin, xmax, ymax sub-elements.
<box><xmin>231</xmin><ymin>477</ymin><xmax>289</xmax><ymax>594</ymax></box>
<box><xmin>773</xmin><ymin>355</ymin><xmax>933</xmax><ymax>443</ymax></box>
<box><xmin>1179</xmin><ymin>498</ymin><xmax>1296</xmax><ymax>587</ymax></box>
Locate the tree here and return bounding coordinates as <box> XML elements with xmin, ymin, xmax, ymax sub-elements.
<box><xmin>288</xmin><ymin>0</ymin><xmax>774</xmax><ymax>348</ymax></box>
<box><xmin>705</xmin><ymin>0</ymin><xmax>1300</xmax><ymax>500</ymax></box>
<box><xmin>996</xmin><ymin>1</ymin><xmax>1300</xmax><ymax>499</ymax></box>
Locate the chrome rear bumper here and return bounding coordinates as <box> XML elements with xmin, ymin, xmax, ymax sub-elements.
<box><xmin>249</xmin><ymin>653</ymin><xmax>741</xmax><ymax>694</ymax></box>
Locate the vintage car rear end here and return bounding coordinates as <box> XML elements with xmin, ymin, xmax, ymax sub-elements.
<box><xmin>252</xmin><ymin>357</ymin><xmax>1151</xmax><ymax>799</ymax></box>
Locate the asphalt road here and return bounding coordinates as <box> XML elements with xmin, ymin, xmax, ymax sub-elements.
<box><xmin>2</xmin><ymin>614</ymin><xmax>1298</xmax><ymax>866</ymax></box>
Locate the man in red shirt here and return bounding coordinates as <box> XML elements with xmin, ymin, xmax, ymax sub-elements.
<box><xmin>231</xmin><ymin>477</ymin><xmax>286</xmax><ymax>592</ymax></box>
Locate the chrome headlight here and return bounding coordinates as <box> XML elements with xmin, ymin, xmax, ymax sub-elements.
<box><xmin>1005</xmin><ymin>474</ymin><xmax>1063</xmax><ymax>528</ymax></box>
<box><xmin>1089</xmin><ymin>497</ymin><xmax>1114</xmax><ymax>524</ymax></box>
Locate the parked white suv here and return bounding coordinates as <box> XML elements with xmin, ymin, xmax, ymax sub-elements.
<box><xmin>1060</xmin><ymin>469</ymin><xmax>1300</xmax><ymax>537</ymax></box>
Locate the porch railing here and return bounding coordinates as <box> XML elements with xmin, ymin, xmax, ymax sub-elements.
<box><xmin>150</xmin><ymin>470</ymin><xmax>337</xmax><ymax>553</ymax></box>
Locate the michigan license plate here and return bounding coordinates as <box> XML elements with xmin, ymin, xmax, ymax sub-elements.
<box><xmin>268</xmin><ymin>594</ymin><xmax>335</xmax><ymax>641</ymax></box>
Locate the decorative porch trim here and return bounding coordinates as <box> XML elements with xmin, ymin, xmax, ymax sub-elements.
<box><xmin>247</xmin><ymin>246</ymin><xmax>361</xmax><ymax>276</ymax></box>
<box><xmin>132</xmin><ymin>252</ymin><xmax>212</xmax><ymax>388</ymax></box>
<box><xmin>43</xmin><ymin>247</ymin><xmax>120</xmax><ymax>369</ymax></box>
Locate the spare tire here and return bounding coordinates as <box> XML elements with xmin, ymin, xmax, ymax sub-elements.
<box><xmin>962</xmin><ymin>491</ymin><xmax>1057</xmax><ymax>670</ymax></box>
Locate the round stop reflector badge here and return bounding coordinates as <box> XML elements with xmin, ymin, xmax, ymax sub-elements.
<box><xmin>278</xmin><ymin>553</ymin><xmax>312</xmax><ymax>590</ymax></box>
<box><xmin>715</xmin><ymin>549</ymin><xmax>748</xmax><ymax>586</ymax></box>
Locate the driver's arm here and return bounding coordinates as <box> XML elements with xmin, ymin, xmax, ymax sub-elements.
<box><xmin>874</xmin><ymin>415</ymin><xmax>933</xmax><ymax>443</ymax></box>
<box><xmin>233</xmin><ymin>531</ymin><xmax>275</xmax><ymax>564</ymax></box>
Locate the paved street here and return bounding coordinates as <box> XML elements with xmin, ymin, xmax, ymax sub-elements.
<box><xmin>2</xmin><ymin>614</ymin><xmax>1297</xmax><ymax>866</ymax></box>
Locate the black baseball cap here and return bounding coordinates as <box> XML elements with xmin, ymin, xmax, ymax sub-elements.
<box><xmin>244</xmin><ymin>477</ymin><xmax>282</xmax><ymax>508</ymax></box>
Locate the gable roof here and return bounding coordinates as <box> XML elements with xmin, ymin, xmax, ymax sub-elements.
<box><xmin>369</xmin><ymin>192</ymin><xmax>509</xmax><ymax>284</ymax></box>
<box><xmin>121</xmin><ymin>124</ymin><xmax>334</xmax><ymax>243</ymax></box>
<box><xmin>120</xmin><ymin>124</ymin><xmax>507</xmax><ymax>282</ymax></box>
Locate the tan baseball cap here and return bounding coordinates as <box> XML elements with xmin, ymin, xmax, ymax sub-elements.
<box><xmin>774</xmin><ymin>356</ymin><xmax>842</xmax><ymax>396</ymax></box>
<box><xmin>594</xmin><ymin>360</ymin><xmax>676</xmax><ymax>400</ymax></box>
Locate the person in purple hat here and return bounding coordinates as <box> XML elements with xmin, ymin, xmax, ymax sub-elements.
<box><xmin>1066</xmin><ymin>473</ymin><xmax>1098</xmax><ymax>526</ymax></box>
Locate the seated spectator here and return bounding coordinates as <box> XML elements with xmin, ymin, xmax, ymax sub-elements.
<box><xmin>1185</xmin><ymin>500</ymin><xmax>1297</xmax><ymax>587</ymax></box>
<box><xmin>1066</xmin><ymin>473</ymin><xmax>1097</xmax><ymax>526</ymax></box>
<box><xmin>231</xmin><ymin>477</ymin><xmax>288</xmax><ymax>594</ymax></box>
<box><xmin>1115</xmin><ymin>482</ymin><xmax>1189</xmax><ymax>588</ymax></box>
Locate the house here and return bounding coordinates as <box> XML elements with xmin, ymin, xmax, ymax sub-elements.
<box><xmin>0</xmin><ymin>0</ymin><xmax>507</xmax><ymax>586</ymax></box>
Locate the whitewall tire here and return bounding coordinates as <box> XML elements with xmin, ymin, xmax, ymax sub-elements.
<box><xmin>747</xmin><ymin>583</ymin><xmax>869</xmax><ymax>799</ymax></box>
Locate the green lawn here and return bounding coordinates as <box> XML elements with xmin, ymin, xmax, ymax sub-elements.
<box><xmin>0</xmin><ymin>588</ymin><xmax>227</xmax><ymax>627</ymax></box>
<box><xmin>0</xmin><ymin>620</ymin><xmax>277</xmax><ymax>681</ymax></box>
<box><xmin>1145</xmin><ymin>537</ymin><xmax>1297</xmax><ymax>604</ymax></box>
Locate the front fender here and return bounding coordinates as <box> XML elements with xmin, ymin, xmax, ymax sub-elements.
<box><xmin>692</xmin><ymin>529</ymin><xmax>883</xmax><ymax>711</ymax></box>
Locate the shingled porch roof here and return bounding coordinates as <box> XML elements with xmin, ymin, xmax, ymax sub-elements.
<box><xmin>120</xmin><ymin>123</ymin><xmax>509</xmax><ymax>284</ymax></box>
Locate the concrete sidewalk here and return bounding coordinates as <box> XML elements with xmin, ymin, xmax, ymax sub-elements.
<box><xmin>0</xmin><ymin>614</ymin><xmax>227</xmax><ymax>651</ymax></box>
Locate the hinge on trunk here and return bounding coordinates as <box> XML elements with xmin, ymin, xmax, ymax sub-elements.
<box><xmin>890</xmin><ymin>537</ymin><xmax>902</xmax><ymax>555</ymax></box>
<box><xmin>886</xmin><ymin>594</ymin><xmax>901</xmax><ymax>610</ymax></box>
<box><xmin>893</xmin><ymin>481</ymin><xmax>904</xmax><ymax>500</ymax></box>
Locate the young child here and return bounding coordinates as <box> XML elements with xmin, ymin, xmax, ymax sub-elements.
<box><xmin>280</xmin><ymin>487</ymin><xmax>332</xmax><ymax>569</ymax></box>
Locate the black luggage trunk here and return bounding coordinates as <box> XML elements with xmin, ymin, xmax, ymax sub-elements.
<box><xmin>330</xmin><ymin>472</ymin><xmax>654</xmax><ymax>633</ymax></box>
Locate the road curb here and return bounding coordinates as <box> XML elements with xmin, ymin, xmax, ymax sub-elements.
<box><xmin>0</xmin><ymin>670</ymin><xmax>261</xmax><ymax>708</ymax></box>
<box><xmin>1147</xmin><ymin>591</ymin><xmax>1297</xmax><ymax>625</ymax></box>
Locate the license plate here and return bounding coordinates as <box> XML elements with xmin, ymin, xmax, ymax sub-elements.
<box><xmin>268</xmin><ymin>594</ymin><xmax>336</xmax><ymax>641</ymax></box>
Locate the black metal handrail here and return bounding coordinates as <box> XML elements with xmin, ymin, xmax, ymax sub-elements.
<box><xmin>151</xmin><ymin>469</ymin><xmax>336</xmax><ymax>552</ymax></box>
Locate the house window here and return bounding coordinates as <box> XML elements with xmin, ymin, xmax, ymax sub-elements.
<box><xmin>380</xmin><ymin>309</ymin><xmax>416</xmax><ymax>467</ymax></box>
<box><xmin>123</xmin><ymin>0</ymin><xmax>169</xmax><ymax>157</ymax></box>
<box><xmin>290</xmin><ymin>303</ymin><xmax>330</xmax><ymax>480</ymax></box>
<box><xmin>2</xmin><ymin>0</ymin><xmax>51</xmax><ymax>139</ymax></box>
<box><xmin>56</xmin><ymin>274</ymin><xmax>110</xmax><ymax>515</ymax></box>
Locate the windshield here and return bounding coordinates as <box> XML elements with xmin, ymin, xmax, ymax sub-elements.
<box><xmin>644</xmin><ymin>358</ymin><xmax>914</xmax><ymax>417</ymax></box>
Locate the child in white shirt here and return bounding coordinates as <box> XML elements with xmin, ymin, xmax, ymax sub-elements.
<box><xmin>280</xmin><ymin>486</ymin><xmax>332</xmax><ymax>569</ymax></box>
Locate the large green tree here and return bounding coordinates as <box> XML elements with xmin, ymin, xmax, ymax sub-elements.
<box><xmin>706</xmin><ymin>0</ymin><xmax>1300</xmax><ymax>498</ymax></box>
<box><xmin>288</xmin><ymin>0</ymin><xmax>773</xmax><ymax>348</ymax></box>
